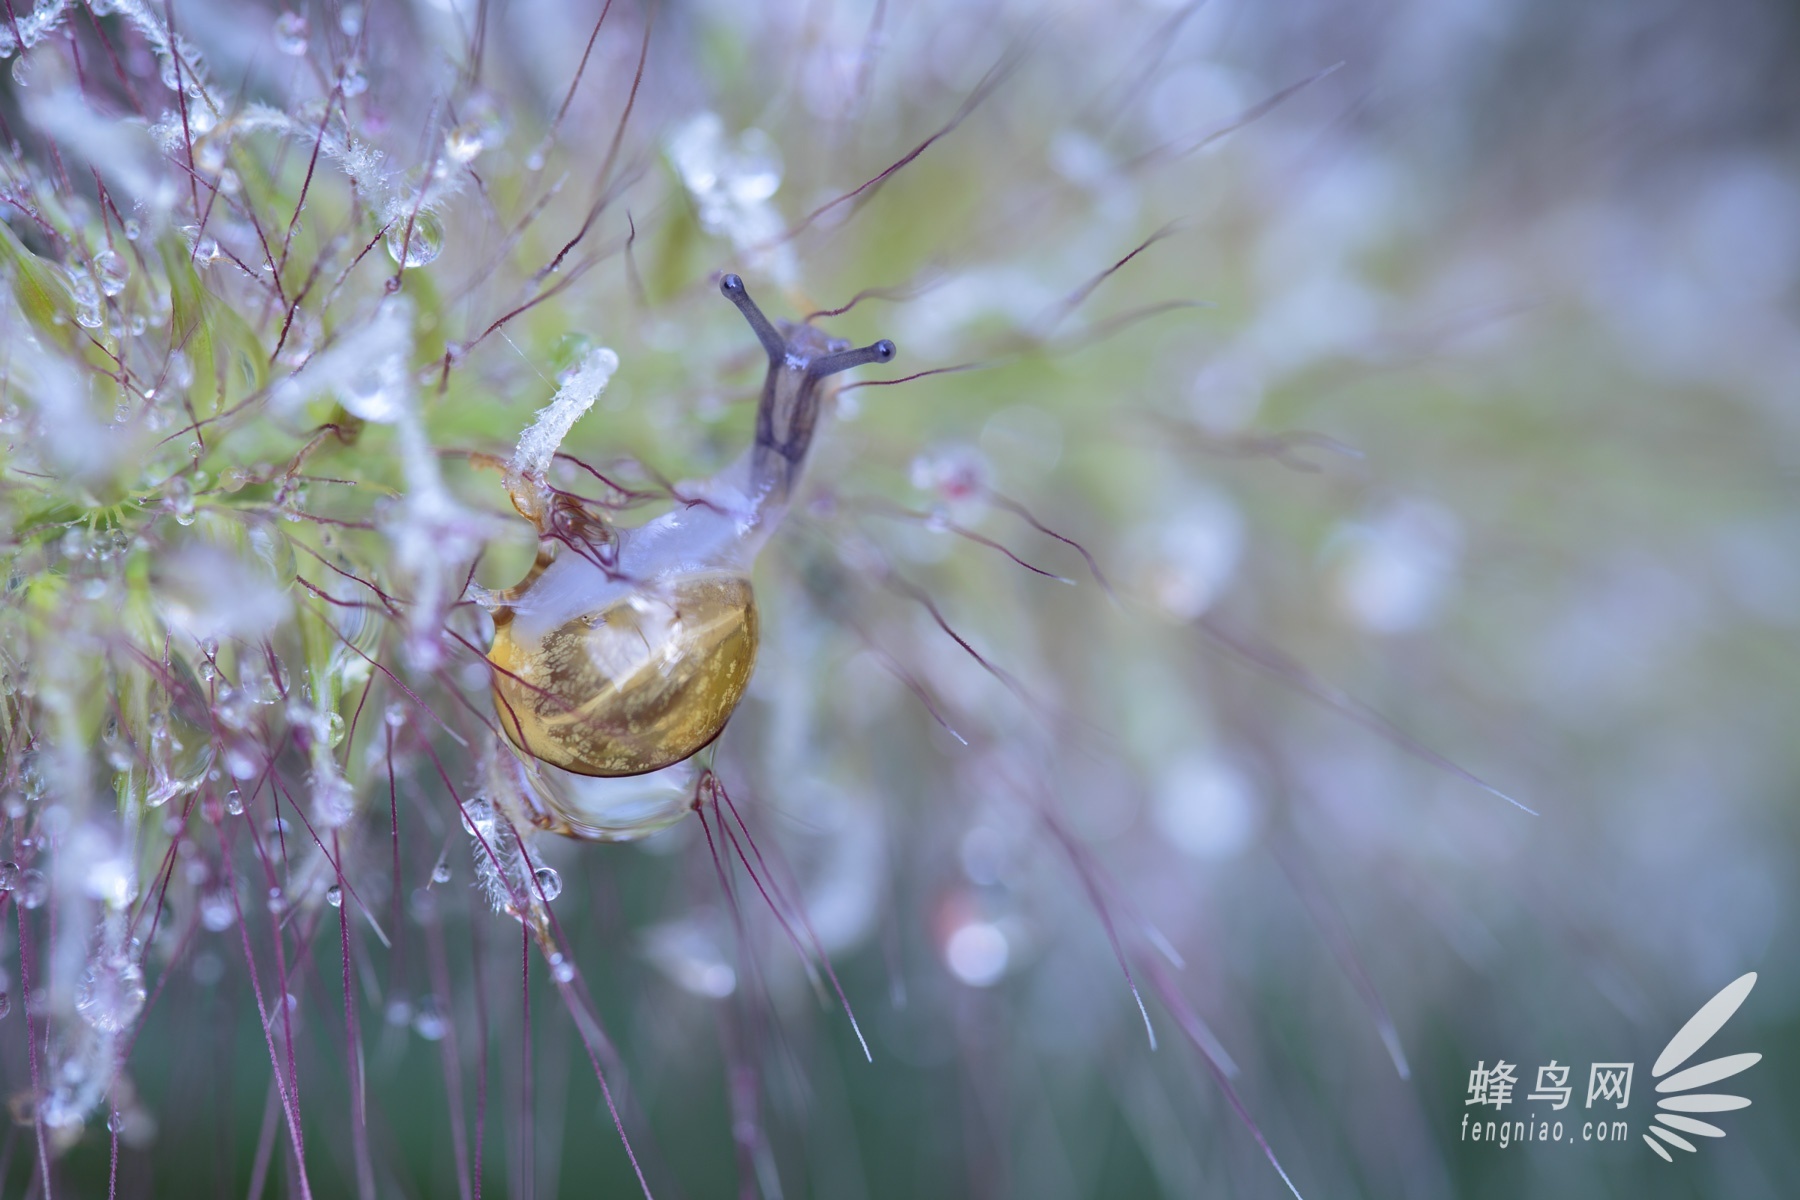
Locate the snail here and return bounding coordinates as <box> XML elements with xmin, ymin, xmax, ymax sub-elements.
<box><xmin>483</xmin><ymin>274</ymin><xmax>894</xmax><ymax>837</ymax></box>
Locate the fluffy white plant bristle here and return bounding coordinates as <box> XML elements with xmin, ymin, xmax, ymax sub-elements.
<box><xmin>508</xmin><ymin>345</ymin><xmax>620</xmax><ymax>490</ymax></box>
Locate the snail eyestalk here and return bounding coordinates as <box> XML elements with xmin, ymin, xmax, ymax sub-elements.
<box><xmin>719</xmin><ymin>273</ymin><xmax>898</xmax><ymax>502</ymax></box>
<box><xmin>720</xmin><ymin>273</ymin><xmax>786</xmax><ymax>361</ymax></box>
<box><xmin>808</xmin><ymin>339</ymin><xmax>898</xmax><ymax>377</ymax></box>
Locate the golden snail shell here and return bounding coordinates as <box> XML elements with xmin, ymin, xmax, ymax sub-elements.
<box><xmin>489</xmin><ymin>573</ymin><xmax>758</xmax><ymax>777</ymax></box>
<box><xmin>487</xmin><ymin>274</ymin><xmax>893</xmax><ymax>783</ymax></box>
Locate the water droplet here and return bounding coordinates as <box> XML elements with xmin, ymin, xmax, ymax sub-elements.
<box><xmin>273</xmin><ymin>10</ymin><xmax>309</xmax><ymax>55</ymax></box>
<box><xmin>643</xmin><ymin>919</ymin><xmax>737</xmax><ymax>997</ymax></box>
<box><xmin>180</xmin><ymin>227</ymin><xmax>219</xmax><ymax>264</ymax></box>
<box><xmin>195</xmin><ymin>137</ymin><xmax>226</xmax><ymax>174</ymax></box>
<box><xmin>66</xmin><ymin>267</ymin><xmax>104</xmax><ymax>329</ymax></box>
<box><xmin>123</xmin><ymin>219</ymin><xmax>141</xmax><ymax>241</ymax></box>
<box><xmin>0</xmin><ymin>992</ymin><xmax>10</xmax><ymax>1019</ymax></box>
<box><xmin>549</xmin><ymin>953</ymin><xmax>575</xmax><ymax>984</ymax></box>
<box><xmin>325</xmin><ymin>883</ymin><xmax>343</xmax><ymax>908</ymax></box>
<box><xmin>453</xmin><ymin>97</ymin><xmax>506</xmax><ymax>162</ymax></box>
<box><xmin>0</xmin><ymin>861</ymin><xmax>17</xmax><ymax>891</ymax></box>
<box><xmin>241</xmin><ymin>656</ymin><xmax>283</xmax><ymax>705</ymax></box>
<box><xmin>12</xmin><ymin>54</ymin><xmax>34</xmax><ymax>88</ymax></box>
<box><xmin>444</xmin><ymin>123</ymin><xmax>486</xmax><ymax>164</ymax></box>
<box><xmin>532</xmin><ymin>866</ymin><xmax>563</xmax><ymax>902</ymax></box>
<box><xmin>267</xmin><ymin>886</ymin><xmax>285</xmax><ymax>913</ymax></box>
<box><xmin>311</xmin><ymin>770</ymin><xmax>354</xmax><ymax>828</ymax></box>
<box><xmin>384</xmin><ymin>703</ymin><xmax>407</xmax><ymax>728</ymax></box>
<box><xmin>431</xmin><ymin>862</ymin><xmax>451</xmax><ymax>884</ymax></box>
<box><xmin>338</xmin><ymin>59</ymin><xmax>367</xmax><ymax>97</ymax></box>
<box><xmin>225</xmin><ymin>788</ymin><xmax>244</xmax><ymax>815</ymax></box>
<box><xmin>76</xmin><ymin>955</ymin><xmax>147</xmax><ymax>1032</ymax></box>
<box><xmin>413</xmin><ymin>995</ymin><xmax>448</xmax><ymax>1040</ymax></box>
<box><xmin>199</xmin><ymin>884</ymin><xmax>237</xmax><ymax>931</ymax></box>
<box><xmin>16</xmin><ymin>870</ymin><xmax>47</xmax><ymax>909</ymax></box>
<box><xmin>337</xmin><ymin>364</ymin><xmax>403</xmax><ymax>422</ymax></box>
<box><xmin>727</xmin><ymin>128</ymin><xmax>783</xmax><ymax>204</ymax></box>
<box><xmin>107</xmin><ymin>1111</ymin><xmax>126</xmax><ymax>1134</ymax></box>
<box><xmin>338</xmin><ymin>4</ymin><xmax>363</xmax><ymax>37</ymax></box>
<box><xmin>944</xmin><ymin>920</ymin><xmax>1010</xmax><ymax>987</ymax></box>
<box><xmin>163</xmin><ymin>473</ymin><xmax>195</xmax><ymax>523</ymax></box>
<box><xmin>384</xmin><ymin>210</ymin><xmax>443</xmax><ymax>269</ymax></box>
<box><xmin>85</xmin><ymin>851</ymin><xmax>135</xmax><ymax>909</ymax></box>
<box><xmin>93</xmin><ymin>249</ymin><xmax>129</xmax><ymax>297</ymax></box>
<box><xmin>225</xmin><ymin>743</ymin><xmax>259</xmax><ymax>778</ymax></box>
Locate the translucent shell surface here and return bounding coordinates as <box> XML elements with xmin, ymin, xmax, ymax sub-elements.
<box><xmin>489</xmin><ymin>574</ymin><xmax>759</xmax><ymax>777</ymax></box>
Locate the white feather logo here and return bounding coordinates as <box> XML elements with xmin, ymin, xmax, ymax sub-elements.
<box><xmin>1642</xmin><ymin>972</ymin><xmax>1761</xmax><ymax>1162</ymax></box>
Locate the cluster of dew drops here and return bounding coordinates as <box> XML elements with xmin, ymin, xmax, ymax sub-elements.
<box><xmin>0</xmin><ymin>0</ymin><xmax>476</xmax><ymax>461</ymax></box>
<box><xmin>0</xmin><ymin>0</ymin><xmax>681</xmax><ymax>1083</ymax></box>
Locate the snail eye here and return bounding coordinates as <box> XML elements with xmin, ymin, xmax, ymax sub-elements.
<box><xmin>719</xmin><ymin>273</ymin><xmax>897</xmax><ymax>376</ymax></box>
<box><xmin>489</xmin><ymin>575</ymin><xmax>758</xmax><ymax>778</ymax></box>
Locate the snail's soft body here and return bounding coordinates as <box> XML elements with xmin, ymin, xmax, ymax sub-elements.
<box><xmin>484</xmin><ymin>275</ymin><xmax>893</xmax><ymax>837</ymax></box>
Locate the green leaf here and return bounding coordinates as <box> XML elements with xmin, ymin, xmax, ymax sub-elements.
<box><xmin>0</xmin><ymin>218</ymin><xmax>76</xmax><ymax>351</ymax></box>
<box><xmin>159</xmin><ymin>238</ymin><xmax>269</xmax><ymax>415</ymax></box>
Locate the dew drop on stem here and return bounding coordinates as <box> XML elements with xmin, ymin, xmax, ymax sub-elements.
<box><xmin>200</xmin><ymin>885</ymin><xmax>236</xmax><ymax>932</ymax></box>
<box><xmin>413</xmin><ymin>996</ymin><xmax>448</xmax><ymax>1040</ymax></box>
<box><xmin>16</xmin><ymin>870</ymin><xmax>47</xmax><ymax>909</ymax></box>
<box><xmin>385</xmin><ymin>211</ymin><xmax>444</xmax><ymax>269</ymax></box>
<box><xmin>94</xmin><ymin>249</ymin><xmax>128</xmax><ymax>296</ymax></box>
<box><xmin>273</xmin><ymin>11</ymin><xmax>309</xmax><ymax>56</ymax></box>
